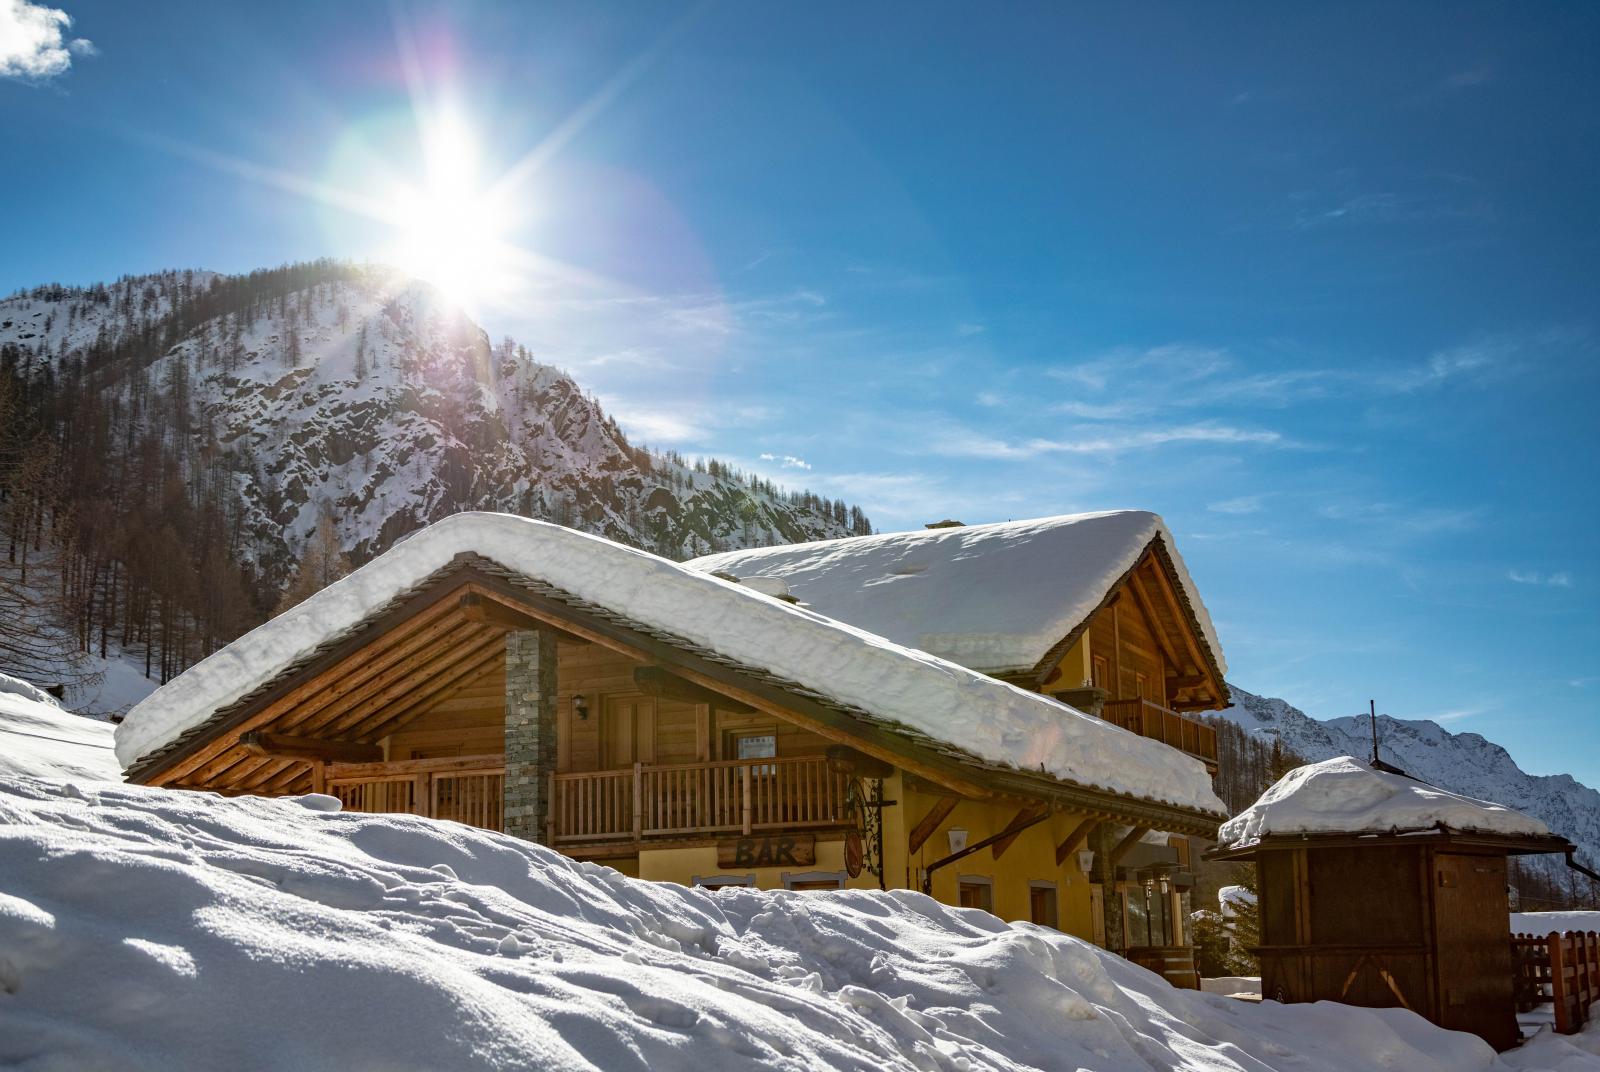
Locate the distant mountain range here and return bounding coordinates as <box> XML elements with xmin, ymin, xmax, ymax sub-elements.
<box><xmin>1220</xmin><ymin>683</ymin><xmax>1600</xmax><ymax>873</ymax></box>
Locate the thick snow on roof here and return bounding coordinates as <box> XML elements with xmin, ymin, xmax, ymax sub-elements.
<box><xmin>0</xmin><ymin>776</ymin><xmax>1566</xmax><ymax>1071</ymax></box>
<box><xmin>688</xmin><ymin>510</ymin><xmax>1226</xmax><ymax>676</ymax></box>
<box><xmin>1219</xmin><ymin>756</ymin><xmax>1551</xmax><ymax>849</ymax></box>
<box><xmin>0</xmin><ymin>673</ymin><xmax>121</xmax><ymax>782</ymax></box>
<box><xmin>117</xmin><ymin>513</ymin><xmax>1224</xmax><ymax>815</ymax></box>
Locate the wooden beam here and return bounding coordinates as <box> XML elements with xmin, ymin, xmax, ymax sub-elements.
<box><xmin>633</xmin><ymin>666</ymin><xmax>755</xmax><ymax>713</ymax></box>
<box><xmin>991</xmin><ymin>805</ymin><xmax>1049</xmax><ymax>860</ymax></box>
<box><xmin>1143</xmin><ymin>554</ymin><xmax>1220</xmax><ymax>705</ymax></box>
<box><xmin>907</xmin><ymin>797</ymin><xmax>960</xmax><ymax>854</ymax></box>
<box><xmin>1108</xmin><ymin>825</ymin><xmax>1152</xmax><ymax>870</ymax></box>
<box><xmin>1126</xmin><ymin>569</ymin><xmax>1184</xmax><ymax>672</ymax></box>
<box><xmin>239</xmin><ymin>732</ymin><xmax>382</xmax><ymax>764</ymax></box>
<box><xmin>1055</xmin><ymin>816</ymin><xmax>1101</xmax><ymax>866</ymax></box>
<box><xmin>1165</xmin><ymin>674</ymin><xmax>1207</xmax><ymax>691</ymax></box>
<box><xmin>149</xmin><ymin>590</ymin><xmax>475</xmax><ymax>785</ymax></box>
<box><xmin>458</xmin><ymin>593</ymin><xmax>590</xmax><ymax>645</ymax></box>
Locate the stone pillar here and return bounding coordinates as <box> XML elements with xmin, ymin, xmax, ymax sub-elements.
<box><xmin>504</xmin><ymin>629</ymin><xmax>557</xmax><ymax>843</ymax></box>
<box><xmin>1093</xmin><ymin>822</ymin><xmax>1125</xmax><ymax>953</ymax></box>
<box><xmin>1054</xmin><ymin>685</ymin><xmax>1109</xmax><ymax>718</ymax></box>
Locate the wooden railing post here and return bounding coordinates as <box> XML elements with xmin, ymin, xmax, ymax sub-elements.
<box><xmin>1552</xmin><ymin>932</ymin><xmax>1570</xmax><ymax>1033</ymax></box>
<box><xmin>741</xmin><ymin>762</ymin><xmax>753</xmax><ymax>835</ymax></box>
<box><xmin>415</xmin><ymin>772</ymin><xmax>431</xmax><ymax>817</ymax></box>
<box><xmin>632</xmin><ymin>762</ymin><xmax>644</xmax><ymax>840</ymax></box>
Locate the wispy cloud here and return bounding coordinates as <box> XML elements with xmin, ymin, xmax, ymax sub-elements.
<box><xmin>1208</xmin><ymin>494</ymin><xmax>1266</xmax><ymax>515</ymax></box>
<box><xmin>955</xmin><ymin>322</ymin><xmax>985</xmax><ymax>337</ymax></box>
<box><xmin>759</xmin><ymin>452</ymin><xmax>811</xmax><ymax>471</ymax></box>
<box><xmin>0</xmin><ymin>0</ymin><xmax>95</xmax><ymax>79</ymax></box>
<box><xmin>1509</xmin><ymin>569</ymin><xmax>1574</xmax><ymax>588</ymax></box>
<box><xmin>929</xmin><ymin>421</ymin><xmax>1291</xmax><ymax>461</ymax></box>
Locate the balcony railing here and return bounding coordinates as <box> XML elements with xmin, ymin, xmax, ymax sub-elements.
<box><xmin>551</xmin><ymin>755</ymin><xmax>851</xmax><ymax>843</ymax></box>
<box><xmin>1101</xmin><ymin>698</ymin><xmax>1218</xmax><ymax>768</ymax></box>
<box><xmin>323</xmin><ymin>753</ymin><xmax>852</xmax><ymax>845</ymax></box>
<box><xmin>326</xmin><ymin>755</ymin><xmax>505</xmax><ymax>831</ymax></box>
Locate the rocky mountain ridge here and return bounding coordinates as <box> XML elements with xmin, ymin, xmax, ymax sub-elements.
<box><xmin>1221</xmin><ymin>683</ymin><xmax>1600</xmax><ymax>875</ymax></box>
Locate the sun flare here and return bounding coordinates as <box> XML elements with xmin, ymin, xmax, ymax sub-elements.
<box><xmin>381</xmin><ymin>112</ymin><xmax>517</xmax><ymax>308</ymax></box>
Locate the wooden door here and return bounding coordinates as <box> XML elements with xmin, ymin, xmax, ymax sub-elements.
<box><xmin>1433</xmin><ymin>852</ymin><xmax>1517</xmax><ymax>1049</ymax></box>
<box><xmin>600</xmin><ymin>694</ymin><xmax>655</xmax><ymax>769</ymax></box>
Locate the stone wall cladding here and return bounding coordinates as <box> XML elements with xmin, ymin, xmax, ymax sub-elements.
<box><xmin>504</xmin><ymin>630</ymin><xmax>557</xmax><ymax>842</ymax></box>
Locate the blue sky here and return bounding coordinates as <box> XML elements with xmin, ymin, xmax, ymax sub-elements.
<box><xmin>3</xmin><ymin>2</ymin><xmax>1597</xmax><ymax>783</ymax></box>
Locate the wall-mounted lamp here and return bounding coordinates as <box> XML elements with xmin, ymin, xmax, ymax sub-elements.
<box><xmin>946</xmin><ymin>827</ymin><xmax>968</xmax><ymax>854</ymax></box>
<box><xmin>573</xmin><ymin>694</ymin><xmax>588</xmax><ymax>720</ymax></box>
<box><xmin>1077</xmin><ymin>849</ymin><xmax>1095</xmax><ymax>875</ymax></box>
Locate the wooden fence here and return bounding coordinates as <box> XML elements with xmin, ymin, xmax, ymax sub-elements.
<box><xmin>326</xmin><ymin>755</ymin><xmax>505</xmax><ymax>831</ymax></box>
<box><xmin>1511</xmin><ymin>930</ymin><xmax>1600</xmax><ymax>1034</ymax></box>
<box><xmin>1100</xmin><ymin>698</ymin><xmax>1218</xmax><ymax>767</ymax></box>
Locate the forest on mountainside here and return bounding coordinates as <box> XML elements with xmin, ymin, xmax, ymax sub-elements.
<box><xmin>0</xmin><ymin>262</ymin><xmax>870</xmax><ymax>691</ymax></box>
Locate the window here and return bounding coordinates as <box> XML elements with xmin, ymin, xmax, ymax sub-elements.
<box><xmin>957</xmin><ymin>875</ymin><xmax>993</xmax><ymax>913</ymax></box>
<box><xmin>782</xmin><ymin>870</ymin><xmax>846</xmax><ymax>891</ymax></box>
<box><xmin>692</xmin><ymin>873</ymin><xmax>755</xmax><ymax>890</ymax></box>
<box><xmin>1029</xmin><ymin>881</ymin><xmax>1058</xmax><ymax>928</ymax></box>
<box><xmin>735</xmin><ymin>732</ymin><xmax>777</xmax><ymax>774</ymax></box>
<box><xmin>1091</xmin><ymin>655</ymin><xmax>1109</xmax><ymax>690</ymax></box>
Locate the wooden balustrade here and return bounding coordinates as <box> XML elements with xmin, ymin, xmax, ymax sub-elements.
<box><xmin>551</xmin><ymin>754</ymin><xmax>851</xmax><ymax>843</ymax></box>
<box><xmin>1100</xmin><ymin>698</ymin><xmax>1218</xmax><ymax>767</ymax></box>
<box><xmin>326</xmin><ymin>755</ymin><xmax>506</xmax><ymax>831</ymax></box>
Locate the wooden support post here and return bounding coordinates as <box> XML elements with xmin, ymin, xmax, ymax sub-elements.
<box><xmin>309</xmin><ymin>760</ymin><xmax>326</xmax><ymax>796</ymax></box>
<box><xmin>741</xmin><ymin>764</ymin><xmax>753</xmax><ymax>835</ymax></box>
<box><xmin>908</xmin><ymin>796</ymin><xmax>960</xmax><ymax>855</ymax></box>
<box><xmin>632</xmin><ymin>761</ymin><xmax>644</xmax><ymax>840</ymax></box>
<box><xmin>414</xmin><ymin>773</ymin><xmax>430</xmax><ymax>817</ymax></box>
<box><xmin>991</xmin><ymin>805</ymin><xmax>1049</xmax><ymax>860</ymax></box>
<box><xmin>1054</xmin><ymin>816</ymin><xmax>1101</xmax><ymax>867</ymax></box>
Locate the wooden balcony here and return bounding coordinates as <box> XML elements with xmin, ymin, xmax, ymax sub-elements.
<box><xmin>551</xmin><ymin>755</ymin><xmax>851</xmax><ymax>844</ymax></box>
<box><xmin>1100</xmin><ymin>698</ymin><xmax>1218</xmax><ymax>769</ymax></box>
<box><xmin>322</xmin><ymin>753</ymin><xmax>852</xmax><ymax>846</ymax></box>
<box><xmin>326</xmin><ymin>755</ymin><xmax>506</xmax><ymax>831</ymax></box>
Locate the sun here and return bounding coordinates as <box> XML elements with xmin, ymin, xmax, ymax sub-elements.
<box><xmin>382</xmin><ymin>111</ymin><xmax>517</xmax><ymax>308</ymax></box>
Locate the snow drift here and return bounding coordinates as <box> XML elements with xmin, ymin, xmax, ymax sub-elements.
<box><xmin>0</xmin><ymin>672</ymin><xmax>120</xmax><ymax>782</ymax></box>
<box><xmin>4</xmin><ymin>775</ymin><xmax>1595</xmax><ymax>1071</ymax></box>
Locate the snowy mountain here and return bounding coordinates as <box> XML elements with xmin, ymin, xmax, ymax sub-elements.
<box><xmin>1220</xmin><ymin>683</ymin><xmax>1600</xmax><ymax>872</ymax></box>
<box><xmin>0</xmin><ymin>264</ymin><xmax>868</xmax><ymax>581</ymax></box>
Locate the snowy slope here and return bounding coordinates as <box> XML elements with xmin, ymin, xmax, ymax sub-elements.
<box><xmin>689</xmin><ymin>511</ymin><xmax>1225</xmax><ymax>676</ymax></box>
<box><xmin>118</xmin><ymin>513</ymin><xmax>1226</xmax><ymax>817</ymax></box>
<box><xmin>1219</xmin><ymin>684</ymin><xmax>1600</xmax><ymax>872</ymax></box>
<box><xmin>0</xmin><ymin>267</ymin><xmax>864</xmax><ymax>578</ymax></box>
<box><xmin>0</xmin><ymin>673</ymin><xmax>120</xmax><ymax>781</ymax></box>
<box><xmin>4</xmin><ymin>775</ymin><xmax>1594</xmax><ymax>1071</ymax></box>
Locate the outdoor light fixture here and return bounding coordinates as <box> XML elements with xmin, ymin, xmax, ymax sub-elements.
<box><xmin>1077</xmin><ymin>849</ymin><xmax>1095</xmax><ymax>875</ymax></box>
<box><xmin>573</xmin><ymin>694</ymin><xmax>588</xmax><ymax>720</ymax></box>
<box><xmin>946</xmin><ymin>827</ymin><xmax>968</xmax><ymax>854</ymax></box>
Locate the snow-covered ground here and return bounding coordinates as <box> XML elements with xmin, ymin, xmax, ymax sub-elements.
<box><xmin>5</xmin><ymin>775</ymin><xmax>1600</xmax><ymax>1071</ymax></box>
<box><xmin>1513</xmin><ymin>911</ymin><xmax>1600</xmax><ymax>935</ymax></box>
<box><xmin>0</xmin><ymin>673</ymin><xmax>121</xmax><ymax>781</ymax></box>
<box><xmin>2</xmin><ymin>686</ymin><xmax>1597</xmax><ymax>1070</ymax></box>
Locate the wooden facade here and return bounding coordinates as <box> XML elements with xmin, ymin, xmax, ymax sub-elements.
<box><xmin>1211</xmin><ymin>830</ymin><xmax>1573</xmax><ymax>1051</ymax></box>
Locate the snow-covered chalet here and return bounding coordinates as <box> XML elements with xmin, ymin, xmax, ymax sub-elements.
<box><xmin>115</xmin><ymin>509</ymin><xmax>1230</xmax><ymax>955</ymax></box>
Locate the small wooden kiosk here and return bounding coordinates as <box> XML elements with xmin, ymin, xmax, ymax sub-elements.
<box><xmin>1209</xmin><ymin>756</ymin><xmax>1573</xmax><ymax>1051</ymax></box>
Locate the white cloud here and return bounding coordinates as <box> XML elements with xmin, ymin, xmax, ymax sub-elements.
<box><xmin>929</xmin><ymin>422</ymin><xmax>1288</xmax><ymax>461</ymax></box>
<box><xmin>0</xmin><ymin>0</ymin><xmax>94</xmax><ymax>79</ymax></box>
<box><xmin>758</xmin><ymin>452</ymin><xmax>811</xmax><ymax>471</ymax></box>
<box><xmin>1509</xmin><ymin>569</ymin><xmax>1574</xmax><ymax>588</ymax></box>
<box><xmin>955</xmin><ymin>323</ymin><xmax>985</xmax><ymax>337</ymax></box>
<box><xmin>1207</xmin><ymin>494</ymin><xmax>1265</xmax><ymax>515</ymax></box>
